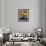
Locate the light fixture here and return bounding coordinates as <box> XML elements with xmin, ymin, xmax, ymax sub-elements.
<box><xmin>0</xmin><ymin>33</ymin><xmax>3</xmax><ymax>37</ymax></box>
<box><xmin>37</xmin><ymin>28</ymin><xmax>41</xmax><ymax>31</ymax></box>
<box><xmin>7</xmin><ymin>28</ymin><xmax>10</xmax><ymax>31</ymax></box>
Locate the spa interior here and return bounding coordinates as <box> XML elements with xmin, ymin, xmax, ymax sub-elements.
<box><xmin>0</xmin><ymin>0</ymin><xmax>46</xmax><ymax>46</ymax></box>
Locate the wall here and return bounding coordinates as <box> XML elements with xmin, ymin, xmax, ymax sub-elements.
<box><xmin>4</xmin><ymin>0</ymin><xmax>42</xmax><ymax>32</ymax></box>
<box><xmin>0</xmin><ymin>0</ymin><xmax>3</xmax><ymax>28</ymax></box>
<box><xmin>42</xmin><ymin>0</ymin><xmax>46</xmax><ymax>37</ymax></box>
<box><xmin>0</xmin><ymin>0</ymin><xmax>3</xmax><ymax>33</ymax></box>
<box><xmin>45</xmin><ymin>0</ymin><xmax>46</xmax><ymax>25</ymax></box>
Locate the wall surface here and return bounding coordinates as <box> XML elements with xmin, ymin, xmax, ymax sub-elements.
<box><xmin>42</xmin><ymin>0</ymin><xmax>46</xmax><ymax>37</ymax></box>
<box><xmin>0</xmin><ymin>0</ymin><xmax>3</xmax><ymax>33</ymax></box>
<box><xmin>0</xmin><ymin>0</ymin><xmax>3</xmax><ymax>27</ymax></box>
<box><xmin>4</xmin><ymin>0</ymin><xmax>42</xmax><ymax>32</ymax></box>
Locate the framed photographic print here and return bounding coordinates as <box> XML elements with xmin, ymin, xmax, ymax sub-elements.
<box><xmin>18</xmin><ymin>9</ymin><xmax>29</xmax><ymax>22</ymax></box>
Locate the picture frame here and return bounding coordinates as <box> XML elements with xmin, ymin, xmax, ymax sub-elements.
<box><xmin>18</xmin><ymin>9</ymin><xmax>29</xmax><ymax>22</ymax></box>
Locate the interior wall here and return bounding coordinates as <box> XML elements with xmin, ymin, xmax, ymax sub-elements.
<box><xmin>42</xmin><ymin>0</ymin><xmax>46</xmax><ymax>37</ymax></box>
<box><xmin>0</xmin><ymin>0</ymin><xmax>3</xmax><ymax>27</ymax></box>
<box><xmin>0</xmin><ymin>0</ymin><xmax>3</xmax><ymax>33</ymax></box>
<box><xmin>45</xmin><ymin>0</ymin><xmax>46</xmax><ymax>25</ymax></box>
<box><xmin>4</xmin><ymin>0</ymin><xmax>42</xmax><ymax>32</ymax></box>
